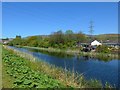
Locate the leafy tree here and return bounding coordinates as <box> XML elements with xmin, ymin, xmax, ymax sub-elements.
<box><xmin>26</xmin><ymin>36</ymin><xmax>41</xmax><ymax>46</ymax></box>
<box><xmin>65</xmin><ymin>30</ymin><xmax>73</xmax><ymax>35</ymax></box>
<box><xmin>8</xmin><ymin>30</ymin><xmax>87</xmax><ymax>49</ymax></box>
<box><xmin>75</xmin><ymin>31</ymin><xmax>87</xmax><ymax>43</ymax></box>
<box><xmin>49</xmin><ymin>30</ymin><xmax>65</xmax><ymax>48</ymax></box>
<box><xmin>8</xmin><ymin>36</ymin><xmax>23</xmax><ymax>46</ymax></box>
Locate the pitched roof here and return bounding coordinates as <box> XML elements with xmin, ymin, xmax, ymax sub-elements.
<box><xmin>91</xmin><ymin>40</ymin><xmax>102</xmax><ymax>46</ymax></box>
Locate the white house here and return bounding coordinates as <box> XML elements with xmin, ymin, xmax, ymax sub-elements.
<box><xmin>91</xmin><ymin>40</ymin><xmax>102</xmax><ymax>46</ymax></box>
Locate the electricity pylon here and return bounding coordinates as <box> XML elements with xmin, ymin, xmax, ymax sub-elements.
<box><xmin>89</xmin><ymin>21</ymin><xmax>94</xmax><ymax>43</ymax></box>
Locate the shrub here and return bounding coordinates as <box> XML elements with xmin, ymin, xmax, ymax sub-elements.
<box><xmin>96</xmin><ymin>45</ymin><xmax>110</xmax><ymax>53</ymax></box>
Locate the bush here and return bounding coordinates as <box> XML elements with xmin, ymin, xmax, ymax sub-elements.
<box><xmin>96</xmin><ymin>45</ymin><xmax>110</xmax><ymax>53</ymax></box>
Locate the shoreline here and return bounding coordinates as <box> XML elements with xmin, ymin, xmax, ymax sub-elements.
<box><xmin>22</xmin><ymin>46</ymin><xmax>119</xmax><ymax>60</ymax></box>
<box><xmin>3</xmin><ymin>45</ymin><xmax>114</xmax><ymax>88</ymax></box>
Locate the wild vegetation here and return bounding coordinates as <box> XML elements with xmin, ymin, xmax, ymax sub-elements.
<box><xmin>0</xmin><ymin>44</ymin><xmax>2</xmax><ymax>89</ymax></box>
<box><xmin>2</xmin><ymin>47</ymin><xmax>65</xmax><ymax>88</ymax></box>
<box><xmin>95</xmin><ymin>34</ymin><xmax>119</xmax><ymax>43</ymax></box>
<box><xmin>6</xmin><ymin>31</ymin><xmax>119</xmax><ymax>62</ymax></box>
<box><xmin>8</xmin><ymin>30</ymin><xmax>88</xmax><ymax>48</ymax></box>
<box><xmin>7</xmin><ymin>31</ymin><xmax>119</xmax><ymax>52</ymax></box>
<box><xmin>2</xmin><ymin>46</ymin><xmax>113</xmax><ymax>88</ymax></box>
<box><xmin>23</xmin><ymin>46</ymin><xmax>118</xmax><ymax>60</ymax></box>
<box><xmin>2</xmin><ymin>31</ymin><xmax>119</xmax><ymax>88</ymax></box>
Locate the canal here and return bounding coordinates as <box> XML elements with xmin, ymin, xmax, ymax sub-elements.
<box><xmin>8</xmin><ymin>46</ymin><xmax>120</xmax><ymax>87</ymax></box>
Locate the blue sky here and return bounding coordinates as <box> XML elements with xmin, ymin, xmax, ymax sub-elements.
<box><xmin>2</xmin><ymin>2</ymin><xmax>118</xmax><ymax>38</ymax></box>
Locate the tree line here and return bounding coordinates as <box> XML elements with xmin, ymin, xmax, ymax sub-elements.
<box><xmin>8</xmin><ymin>30</ymin><xmax>90</xmax><ymax>49</ymax></box>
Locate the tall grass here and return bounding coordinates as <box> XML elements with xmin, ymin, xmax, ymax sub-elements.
<box><xmin>3</xmin><ymin>45</ymin><xmax>113</xmax><ymax>88</ymax></box>
<box><xmin>23</xmin><ymin>46</ymin><xmax>119</xmax><ymax>60</ymax></box>
<box><xmin>0</xmin><ymin>44</ymin><xmax>2</xmax><ymax>89</ymax></box>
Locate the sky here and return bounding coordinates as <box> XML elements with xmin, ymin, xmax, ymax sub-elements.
<box><xmin>2</xmin><ymin>2</ymin><xmax>118</xmax><ymax>38</ymax></box>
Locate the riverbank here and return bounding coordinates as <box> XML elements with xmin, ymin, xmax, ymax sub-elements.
<box><xmin>0</xmin><ymin>44</ymin><xmax>2</xmax><ymax>89</ymax></box>
<box><xmin>2</xmin><ymin>47</ymin><xmax>64</xmax><ymax>88</ymax></box>
<box><xmin>23</xmin><ymin>46</ymin><xmax>119</xmax><ymax>60</ymax></box>
<box><xmin>2</xmin><ymin>45</ymin><xmax>113</xmax><ymax>88</ymax></box>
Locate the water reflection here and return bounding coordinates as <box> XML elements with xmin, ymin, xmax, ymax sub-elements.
<box><xmin>28</xmin><ymin>48</ymin><xmax>74</xmax><ymax>58</ymax></box>
<box><xmin>7</xmin><ymin>46</ymin><xmax>120</xmax><ymax>87</ymax></box>
<box><xmin>28</xmin><ymin>48</ymin><xmax>116</xmax><ymax>62</ymax></box>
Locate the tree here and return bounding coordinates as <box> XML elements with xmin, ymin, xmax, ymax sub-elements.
<box><xmin>8</xmin><ymin>35</ymin><xmax>23</xmax><ymax>46</ymax></box>
<box><xmin>75</xmin><ymin>31</ymin><xmax>87</xmax><ymax>44</ymax></box>
<box><xmin>26</xmin><ymin>36</ymin><xmax>41</xmax><ymax>46</ymax></box>
<box><xmin>49</xmin><ymin>30</ymin><xmax>64</xmax><ymax>46</ymax></box>
<box><xmin>65</xmin><ymin>30</ymin><xmax>74</xmax><ymax>35</ymax></box>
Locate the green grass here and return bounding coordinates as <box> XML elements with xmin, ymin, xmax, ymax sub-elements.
<box><xmin>0</xmin><ymin>44</ymin><xmax>2</xmax><ymax>89</ymax></box>
<box><xmin>2</xmin><ymin>63</ymin><xmax>15</xmax><ymax>88</ymax></box>
<box><xmin>2</xmin><ymin>47</ymin><xmax>64</xmax><ymax>88</ymax></box>
<box><xmin>2</xmin><ymin>46</ymin><xmax>113</xmax><ymax>88</ymax></box>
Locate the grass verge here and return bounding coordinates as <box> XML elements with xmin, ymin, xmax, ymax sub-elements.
<box><xmin>2</xmin><ymin>45</ymin><xmax>113</xmax><ymax>88</ymax></box>
<box><xmin>2</xmin><ymin>47</ymin><xmax>64</xmax><ymax>88</ymax></box>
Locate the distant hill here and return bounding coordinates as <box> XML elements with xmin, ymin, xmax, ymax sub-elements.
<box><xmin>93</xmin><ymin>34</ymin><xmax>119</xmax><ymax>43</ymax></box>
<box><xmin>23</xmin><ymin>33</ymin><xmax>119</xmax><ymax>43</ymax></box>
<box><xmin>24</xmin><ymin>35</ymin><xmax>49</xmax><ymax>39</ymax></box>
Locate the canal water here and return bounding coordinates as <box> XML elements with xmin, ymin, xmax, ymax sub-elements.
<box><xmin>8</xmin><ymin>46</ymin><xmax>120</xmax><ymax>87</ymax></box>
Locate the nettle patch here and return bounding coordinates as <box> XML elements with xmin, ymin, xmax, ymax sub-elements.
<box><xmin>2</xmin><ymin>48</ymin><xmax>64</xmax><ymax>88</ymax></box>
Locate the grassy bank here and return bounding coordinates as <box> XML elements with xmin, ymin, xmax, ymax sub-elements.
<box><xmin>2</xmin><ymin>47</ymin><xmax>64</xmax><ymax>88</ymax></box>
<box><xmin>23</xmin><ymin>46</ymin><xmax>119</xmax><ymax>60</ymax></box>
<box><xmin>0</xmin><ymin>44</ymin><xmax>2</xmax><ymax>89</ymax></box>
<box><xmin>2</xmin><ymin>45</ymin><xmax>113</xmax><ymax>88</ymax></box>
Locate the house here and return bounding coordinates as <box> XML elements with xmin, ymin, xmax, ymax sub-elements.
<box><xmin>91</xmin><ymin>40</ymin><xmax>102</xmax><ymax>46</ymax></box>
<box><xmin>103</xmin><ymin>43</ymin><xmax>119</xmax><ymax>49</ymax></box>
<box><xmin>2</xmin><ymin>38</ymin><xmax>13</xmax><ymax>44</ymax></box>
